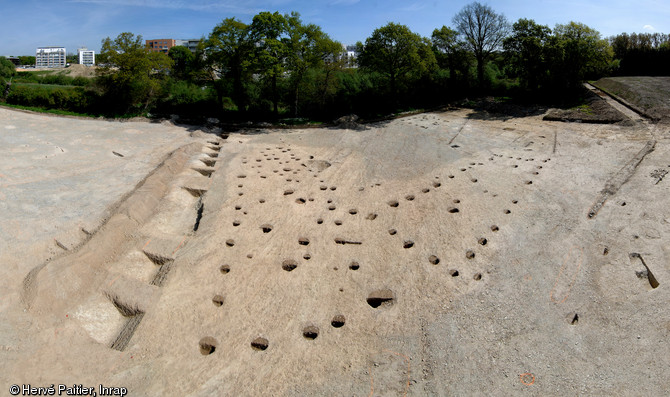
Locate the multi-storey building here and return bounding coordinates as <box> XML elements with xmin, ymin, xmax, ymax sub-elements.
<box><xmin>36</xmin><ymin>47</ymin><xmax>66</xmax><ymax>68</ymax></box>
<box><xmin>78</xmin><ymin>48</ymin><xmax>95</xmax><ymax>66</ymax></box>
<box><xmin>343</xmin><ymin>45</ymin><xmax>359</xmax><ymax>68</ymax></box>
<box><xmin>175</xmin><ymin>39</ymin><xmax>200</xmax><ymax>53</ymax></box>
<box><xmin>146</xmin><ymin>39</ymin><xmax>176</xmax><ymax>53</ymax></box>
<box><xmin>147</xmin><ymin>38</ymin><xmax>200</xmax><ymax>54</ymax></box>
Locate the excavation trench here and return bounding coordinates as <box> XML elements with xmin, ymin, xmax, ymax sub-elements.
<box><xmin>21</xmin><ymin>141</ymin><xmax>205</xmax><ymax>322</ymax></box>
<box><xmin>587</xmin><ymin>140</ymin><xmax>656</xmax><ymax>219</ymax></box>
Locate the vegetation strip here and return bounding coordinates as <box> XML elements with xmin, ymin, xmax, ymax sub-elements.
<box><xmin>3</xmin><ymin>2</ymin><xmax>664</xmax><ymax>123</ymax></box>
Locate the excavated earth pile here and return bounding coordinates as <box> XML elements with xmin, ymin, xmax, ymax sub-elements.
<box><xmin>1</xmin><ymin>105</ymin><xmax>670</xmax><ymax>395</ymax></box>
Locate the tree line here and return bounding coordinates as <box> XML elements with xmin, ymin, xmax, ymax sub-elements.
<box><xmin>1</xmin><ymin>2</ymin><xmax>668</xmax><ymax>121</ymax></box>
<box><xmin>608</xmin><ymin>32</ymin><xmax>670</xmax><ymax>75</ymax></box>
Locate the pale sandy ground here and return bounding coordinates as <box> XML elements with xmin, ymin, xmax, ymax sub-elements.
<box><xmin>0</xmin><ymin>107</ymin><xmax>194</xmax><ymax>274</ymax></box>
<box><xmin>16</xmin><ymin>65</ymin><xmax>98</xmax><ymax>78</ymax></box>
<box><xmin>1</xmin><ymin>106</ymin><xmax>669</xmax><ymax>396</ymax></box>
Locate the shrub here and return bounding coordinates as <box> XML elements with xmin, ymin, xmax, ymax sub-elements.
<box><xmin>6</xmin><ymin>84</ymin><xmax>95</xmax><ymax>113</ymax></box>
<box><xmin>155</xmin><ymin>80</ymin><xmax>219</xmax><ymax>117</ymax></box>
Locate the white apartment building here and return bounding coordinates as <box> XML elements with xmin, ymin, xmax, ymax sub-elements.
<box><xmin>36</xmin><ymin>47</ymin><xmax>66</xmax><ymax>68</ymax></box>
<box><xmin>78</xmin><ymin>48</ymin><xmax>95</xmax><ymax>66</ymax></box>
<box><xmin>175</xmin><ymin>39</ymin><xmax>200</xmax><ymax>53</ymax></box>
<box><xmin>342</xmin><ymin>45</ymin><xmax>359</xmax><ymax>68</ymax></box>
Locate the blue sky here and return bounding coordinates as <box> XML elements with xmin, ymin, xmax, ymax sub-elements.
<box><xmin>1</xmin><ymin>0</ymin><xmax>669</xmax><ymax>56</ymax></box>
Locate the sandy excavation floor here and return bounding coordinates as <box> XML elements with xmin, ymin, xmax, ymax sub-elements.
<box><xmin>1</xmin><ymin>105</ymin><xmax>670</xmax><ymax>395</ymax></box>
<box><xmin>0</xmin><ymin>108</ymin><xmax>195</xmax><ymax>281</ymax></box>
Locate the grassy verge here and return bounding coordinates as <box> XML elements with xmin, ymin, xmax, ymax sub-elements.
<box><xmin>571</xmin><ymin>103</ymin><xmax>594</xmax><ymax>114</ymax></box>
<box><xmin>0</xmin><ymin>102</ymin><xmax>100</xmax><ymax>118</ymax></box>
<box><xmin>12</xmin><ymin>82</ymin><xmax>79</xmax><ymax>89</ymax></box>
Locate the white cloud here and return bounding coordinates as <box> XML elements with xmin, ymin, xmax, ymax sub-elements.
<box><xmin>643</xmin><ymin>24</ymin><xmax>656</xmax><ymax>31</ymax></box>
<box><xmin>330</xmin><ymin>0</ymin><xmax>360</xmax><ymax>4</ymax></box>
<box><xmin>67</xmin><ymin>0</ymin><xmax>257</xmax><ymax>13</ymax></box>
<box><xmin>399</xmin><ymin>2</ymin><xmax>427</xmax><ymax>12</ymax></box>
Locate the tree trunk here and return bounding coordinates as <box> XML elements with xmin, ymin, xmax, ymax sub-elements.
<box><xmin>320</xmin><ymin>68</ymin><xmax>332</xmax><ymax>110</ymax></box>
<box><xmin>290</xmin><ymin>71</ymin><xmax>303</xmax><ymax>118</ymax></box>
<box><xmin>232</xmin><ymin>68</ymin><xmax>246</xmax><ymax>115</ymax></box>
<box><xmin>476</xmin><ymin>54</ymin><xmax>485</xmax><ymax>88</ymax></box>
<box><xmin>272</xmin><ymin>74</ymin><xmax>278</xmax><ymax>117</ymax></box>
<box><xmin>294</xmin><ymin>87</ymin><xmax>299</xmax><ymax>118</ymax></box>
<box><xmin>215</xmin><ymin>80</ymin><xmax>225</xmax><ymax>119</ymax></box>
<box><xmin>390</xmin><ymin>72</ymin><xmax>397</xmax><ymax>107</ymax></box>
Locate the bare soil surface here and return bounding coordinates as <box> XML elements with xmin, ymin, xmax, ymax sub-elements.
<box><xmin>544</xmin><ymin>87</ymin><xmax>627</xmax><ymax>124</ymax></box>
<box><xmin>2</xmin><ymin>105</ymin><xmax>670</xmax><ymax>396</ymax></box>
<box><xmin>0</xmin><ymin>106</ymin><xmax>196</xmax><ymax>313</ymax></box>
<box><xmin>16</xmin><ymin>64</ymin><xmax>98</xmax><ymax>78</ymax></box>
<box><xmin>592</xmin><ymin>76</ymin><xmax>670</xmax><ymax>121</ymax></box>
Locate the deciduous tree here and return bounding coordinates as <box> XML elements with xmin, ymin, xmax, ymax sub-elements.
<box><xmin>168</xmin><ymin>45</ymin><xmax>195</xmax><ymax>81</ymax></box>
<box><xmin>503</xmin><ymin>19</ymin><xmax>551</xmax><ymax>90</ymax></box>
<box><xmin>0</xmin><ymin>56</ymin><xmax>15</xmax><ymax>79</ymax></box>
<box><xmin>286</xmin><ymin>12</ymin><xmax>343</xmax><ymax>116</ymax></box>
<box><xmin>548</xmin><ymin>22</ymin><xmax>613</xmax><ymax>89</ymax></box>
<box><xmin>431</xmin><ymin>26</ymin><xmax>471</xmax><ymax>85</ymax></box>
<box><xmin>249</xmin><ymin>11</ymin><xmax>289</xmax><ymax>116</ymax></box>
<box><xmin>204</xmin><ymin>18</ymin><xmax>253</xmax><ymax>112</ymax></box>
<box><xmin>18</xmin><ymin>56</ymin><xmax>35</xmax><ymax>66</ymax></box>
<box><xmin>358</xmin><ymin>23</ymin><xmax>435</xmax><ymax>101</ymax></box>
<box><xmin>97</xmin><ymin>32</ymin><xmax>173</xmax><ymax>113</ymax></box>
<box><xmin>452</xmin><ymin>2</ymin><xmax>509</xmax><ymax>87</ymax></box>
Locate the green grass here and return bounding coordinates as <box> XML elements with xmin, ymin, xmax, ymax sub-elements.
<box><xmin>572</xmin><ymin>103</ymin><xmax>594</xmax><ymax>114</ymax></box>
<box><xmin>13</xmin><ymin>82</ymin><xmax>78</xmax><ymax>89</ymax></box>
<box><xmin>1</xmin><ymin>102</ymin><xmax>148</xmax><ymax>119</ymax></box>
<box><xmin>26</xmin><ymin>69</ymin><xmax>58</xmax><ymax>75</ymax></box>
<box><xmin>0</xmin><ymin>102</ymin><xmax>98</xmax><ymax>117</ymax></box>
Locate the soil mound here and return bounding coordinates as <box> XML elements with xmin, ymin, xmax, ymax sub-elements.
<box><xmin>543</xmin><ymin>89</ymin><xmax>626</xmax><ymax>123</ymax></box>
<box><xmin>335</xmin><ymin>114</ymin><xmax>364</xmax><ymax>130</ymax></box>
<box><xmin>592</xmin><ymin>76</ymin><xmax>670</xmax><ymax>121</ymax></box>
<box><xmin>65</xmin><ymin>64</ymin><xmax>97</xmax><ymax>78</ymax></box>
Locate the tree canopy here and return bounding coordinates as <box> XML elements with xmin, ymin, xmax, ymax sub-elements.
<box><xmin>285</xmin><ymin>12</ymin><xmax>343</xmax><ymax>116</ymax></box>
<box><xmin>549</xmin><ymin>22</ymin><xmax>613</xmax><ymax>89</ymax></box>
<box><xmin>97</xmin><ymin>32</ymin><xmax>173</xmax><ymax>114</ymax></box>
<box><xmin>453</xmin><ymin>2</ymin><xmax>509</xmax><ymax>87</ymax></box>
<box><xmin>503</xmin><ymin>19</ymin><xmax>551</xmax><ymax>90</ymax></box>
<box><xmin>204</xmin><ymin>17</ymin><xmax>253</xmax><ymax>112</ymax></box>
<box><xmin>18</xmin><ymin>56</ymin><xmax>35</xmax><ymax>66</ymax></box>
<box><xmin>431</xmin><ymin>26</ymin><xmax>471</xmax><ymax>85</ymax></box>
<box><xmin>358</xmin><ymin>22</ymin><xmax>436</xmax><ymax>101</ymax></box>
<box><xmin>203</xmin><ymin>12</ymin><xmax>344</xmax><ymax>117</ymax></box>
<box><xmin>248</xmin><ymin>11</ymin><xmax>290</xmax><ymax>115</ymax></box>
<box><xmin>4</xmin><ymin>8</ymin><xmax>632</xmax><ymax>120</ymax></box>
<box><xmin>0</xmin><ymin>56</ymin><xmax>16</xmax><ymax>80</ymax></box>
<box><xmin>609</xmin><ymin>32</ymin><xmax>670</xmax><ymax>75</ymax></box>
<box><xmin>168</xmin><ymin>45</ymin><xmax>196</xmax><ymax>81</ymax></box>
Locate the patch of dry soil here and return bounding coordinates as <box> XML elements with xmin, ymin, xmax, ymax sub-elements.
<box><xmin>16</xmin><ymin>64</ymin><xmax>98</xmax><ymax>78</ymax></box>
<box><xmin>2</xmin><ymin>107</ymin><xmax>670</xmax><ymax>396</ymax></box>
<box><xmin>593</xmin><ymin>76</ymin><xmax>670</xmax><ymax>121</ymax></box>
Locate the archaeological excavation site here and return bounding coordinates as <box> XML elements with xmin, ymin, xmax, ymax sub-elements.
<box><xmin>1</xmin><ymin>80</ymin><xmax>669</xmax><ymax>395</ymax></box>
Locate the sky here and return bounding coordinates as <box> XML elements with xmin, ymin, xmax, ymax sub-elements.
<box><xmin>1</xmin><ymin>0</ymin><xmax>669</xmax><ymax>56</ymax></box>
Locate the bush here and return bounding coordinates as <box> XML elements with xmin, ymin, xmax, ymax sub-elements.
<box><xmin>155</xmin><ymin>80</ymin><xmax>219</xmax><ymax>118</ymax></box>
<box><xmin>12</xmin><ymin>72</ymin><xmax>93</xmax><ymax>87</ymax></box>
<box><xmin>15</xmin><ymin>71</ymin><xmax>40</xmax><ymax>83</ymax></box>
<box><xmin>0</xmin><ymin>56</ymin><xmax>15</xmax><ymax>79</ymax></box>
<box><xmin>6</xmin><ymin>84</ymin><xmax>95</xmax><ymax>113</ymax></box>
<box><xmin>72</xmin><ymin>76</ymin><xmax>91</xmax><ymax>87</ymax></box>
